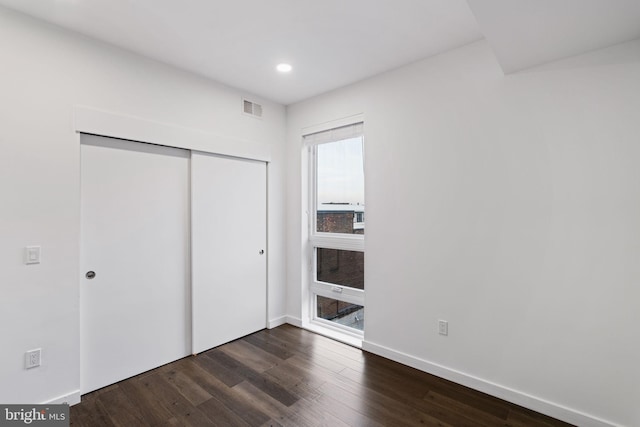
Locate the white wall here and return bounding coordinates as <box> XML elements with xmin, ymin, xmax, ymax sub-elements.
<box><xmin>0</xmin><ymin>6</ymin><xmax>286</xmax><ymax>404</ymax></box>
<box><xmin>286</xmin><ymin>39</ymin><xmax>640</xmax><ymax>427</ymax></box>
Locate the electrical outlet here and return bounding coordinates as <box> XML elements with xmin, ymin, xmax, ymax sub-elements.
<box><xmin>438</xmin><ymin>320</ymin><xmax>448</xmax><ymax>336</ymax></box>
<box><xmin>25</xmin><ymin>349</ymin><xmax>41</xmax><ymax>369</ymax></box>
<box><xmin>25</xmin><ymin>246</ymin><xmax>41</xmax><ymax>264</ymax></box>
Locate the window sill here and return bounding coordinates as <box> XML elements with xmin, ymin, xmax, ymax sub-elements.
<box><xmin>301</xmin><ymin>320</ymin><xmax>363</xmax><ymax>348</ymax></box>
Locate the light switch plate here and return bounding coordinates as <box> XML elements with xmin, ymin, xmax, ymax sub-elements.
<box><xmin>438</xmin><ymin>319</ymin><xmax>448</xmax><ymax>336</ymax></box>
<box><xmin>25</xmin><ymin>246</ymin><xmax>41</xmax><ymax>264</ymax></box>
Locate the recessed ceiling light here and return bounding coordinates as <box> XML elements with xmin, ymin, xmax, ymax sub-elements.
<box><xmin>276</xmin><ymin>63</ymin><xmax>292</xmax><ymax>73</ymax></box>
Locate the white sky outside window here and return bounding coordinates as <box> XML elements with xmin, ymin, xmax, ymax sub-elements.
<box><xmin>316</xmin><ymin>136</ymin><xmax>364</xmax><ymax>206</ymax></box>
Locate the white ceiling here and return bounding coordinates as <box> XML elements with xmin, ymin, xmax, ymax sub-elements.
<box><xmin>467</xmin><ymin>0</ymin><xmax>640</xmax><ymax>73</ymax></box>
<box><xmin>0</xmin><ymin>0</ymin><xmax>482</xmax><ymax>105</ymax></box>
<box><xmin>1</xmin><ymin>1</ymin><xmax>639</xmax><ymax>105</ymax></box>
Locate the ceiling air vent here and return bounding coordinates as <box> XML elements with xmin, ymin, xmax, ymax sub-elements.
<box><xmin>243</xmin><ymin>98</ymin><xmax>263</xmax><ymax>118</ymax></box>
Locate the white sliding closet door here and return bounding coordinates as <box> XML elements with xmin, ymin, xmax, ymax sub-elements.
<box><xmin>80</xmin><ymin>135</ymin><xmax>191</xmax><ymax>393</ymax></box>
<box><xmin>191</xmin><ymin>152</ymin><xmax>267</xmax><ymax>354</ymax></box>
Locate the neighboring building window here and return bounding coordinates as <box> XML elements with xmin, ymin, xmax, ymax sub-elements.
<box><xmin>304</xmin><ymin>122</ymin><xmax>365</xmax><ymax>334</ymax></box>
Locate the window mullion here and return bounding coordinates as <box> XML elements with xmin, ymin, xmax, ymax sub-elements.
<box><xmin>311</xmin><ymin>283</ymin><xmax>364</xmax><ymax>304</ymax></box>
<box><xmin>310</xmin><ymin>235</ymin><xmax>364</xmax><ymax>252</ymax></box>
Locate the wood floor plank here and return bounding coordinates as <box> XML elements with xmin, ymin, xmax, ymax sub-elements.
<box><xmin>181</xmin><ymin>358</ymin><xmax>271</xmax><ymax>426</ymax></box>
<box><xmin>288</xmin><ymin>350</ymin><xmax>348</xmax><ymax>374</ymax></box>
<box><xmin>264</xmin><ymin>324</ymin><xmax>320</xmax><ymax>349</ymax></box>
<box><xmin>364</xmin><ymin>349</ymin><xmax>447</xmax><ymax>387</ymax></box>
<box><xmin>312</xmin><ymin>394</ymin><xmax>387</xmax><ymax>427</ymax></box>
<box><xmin>158</xmin><ymin>417</ymin><xmax>181</xmax><ymax>426</ymax></box>
<box><xmin>173</xmin><ymin>406</ymin><xmax>221</xmax><ymax>427</ymax></box>
<box><xmin>196</xmin><ymin>397</ymin><xmax>252</xmax><ymax>427</ymax></box>
<box><xmin>230</xmin><ymin>381</ymin><xmax>296</xmax><ymax>426</ymax></box>
<box><xmin>262</xmin><ymin>364</ymin><xmax>323</xmax><ymax>401</ymax></box>
<box><xmin>70</xmin><ymin>394</ymin><xmax>117</xmax><ymax>427</ymax></box>
<box><xmin>341</xmin><ymin>364</ymin><xmax>506</xmax><ymax>427</ymax></box>
<box><xmin>357</xmin><ymin>351</ymin><xmax>512</xmax><ymax>426</ymax></box>
<box><xmin>242</xmin><ymin>331</ymin><xmax>296</xmax><ymax>360</ymax></box>
<box><xmin>269</xmin><ymin>326</ymin><xmax>364</xmax><ymax>369</ymax></box>
<box><xmin>311</xmin><ymin>333</ymin><xmax>365</xmax><ymax>363</ymax></box>
<box><xmin>220</xmin><ymin>338</ymin><xmax>284</xmax><ymax>372</ymax></box>
<box><xmin>136</xmin><ymin>372</ymin><xmax>196</xmax><ymax>419</ymax></box>
<box><xmin>193</xmin><ymin>350</ymin><xmax>245</xmax><ymax>387</ymax></box>
<box><xmin>206</xmin><ymin>349</ymin><xmax>299</xmax><ymax>406</ymax></box>
<box><xmin>118</xmin><ymin>377</ymin><xmax>176</xmax><ymax>425</ymax></box>
<box><xmin>338</xmin><ymin>365</ymin><xmax>443</xmax><ymax>417</ymax></box>
<box><xmin>289</xmin><ymin>347</ymin><xmax>452</xmax><ymax>425</ymax></box>
<box><xmin>361</xmin><ymin>351</ymin><xmax>434</xmax><ymax>395</ymax></box>
<box><xmin>307</xmin><ymin>344</ymin><xmax>365</xmax><ymax>373</ymax></box>
<box><xmin>159</xmin><ymin>363</ymin><xmax>213</xmax><ymax>406</ymax></box>
<box><xmin>423</xmin><ymin>377</ymin><xmax>512</xmax><ymax>420</ymax></box>
<box><xmin>71</xmin><ymin>325</ymin><xmax>575</xmax><ymax>427</ymax></box>
<box><xmin>272</xmin><ymin>353</ymin><xmax>334</xmax><ymax>388</ymax></box>
<box><xmin>285</xmin><ymin>397</ymin><xmax>352</xmax><ymax>427</ymax></box>
<box><xmin>318</xmin><ymin>379</ymin><xmax>431</xmax><ymax>427</ymax></box>
<box><xmin>94</xmin><ymin>386</ymin><xmax>145</xmax><ymax>426</ymax></box>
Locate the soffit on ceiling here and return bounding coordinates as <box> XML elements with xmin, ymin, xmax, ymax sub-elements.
<box><xmin>467</xmin><ymin>0</ymin><xmax>640</xmax><ymax>73</ymax></box>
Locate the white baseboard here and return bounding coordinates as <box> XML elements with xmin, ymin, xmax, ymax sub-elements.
<box><xmin>267</xmin><ymin>316</ymin><xmax>287</xmax><ymax>329</ymax></box>
<box><xmin>284</xmin><ymin>316</ymin><xmax>302</xmax><ymax>328</ymax></box>
<box><xmin>362</xmin><ymin>340</ymin><xmax>619</xmax><ymax>427</ymax></box>
<box><xmin>268</xmin><ymin>315</ymin><xmax>303</xmax><ymax>329</ymax></box>
<box><xmin>43</xmin><ymin>390</ymin><xmax>81</xmax><ymax>406</ymax></box>
<box><xmin>299</xmin><ymin>321</ymin><xmax>363</xmax><ymax>348</ymax></box>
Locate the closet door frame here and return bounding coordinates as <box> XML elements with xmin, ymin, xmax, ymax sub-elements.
<box><xmin>75</xmin><ymin>108</ymin><xmax>272</xmax><ymax>389</ymax></box>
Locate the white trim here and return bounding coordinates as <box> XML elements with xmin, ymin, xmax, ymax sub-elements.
<box><xmin>301</xmin><ymin>113</ymin><xmax>365</xmax><ymax>137</ymax></box>
<box><xmin>303</xmin><ymin>122</ymin><xmax>364</xmax><ymax>146</ymax></box>
<box><xmin>285</xmin><ymin>316</ymin><xmax>303</xmax><ymax>328</ymax></box>
<box><xmin>310</xmin><ymin>145</ymin><xmax>317</xmax><ymax>238</ymax></box>
<box><xmin>281</xmin><ymin>316</ymin><xmax>362</xmax><ymax>348</ymax></box>
<box><xmin>362</xmin><ymin>340</ymin><xmax>620</xmax><ymax>427</ymax></box>
<box><xmin>282</xmin><ymin>318</ymin><xmax>362</xmax><ymax>351</ymax></box>
<box><xmin>311</xmin><ymin>283</ymin><xmax>364</xmax><ymax>304</ymax></box>
<box><xmin>73</xmin><ymin>106</ymin><xmax>271</xmax><ymax>162</ymax></box>
<box><xmin>268</xmin><ymin>316</ymin><xmax>288</xmax><ymax>329</ymax></box>
<box><xmin>303</xmin><ymin>116</ymin><xmax>366</xmax><ymax>341</ymax></box>
<box><xmin>44</xmin><ymin>390</ymin><xmax>81</xmax><ymax>406</ymax></box>
<box><xmin>310</xmin><ymin>235</ymin><xmax>365</xmax><ymax>252</ymax></box>
<box><xmin>310</xmin><ymin>315</ymin><xmax>364</xmax><ymax>339</ymax></box>
<box><xmin>308</xmin><ymin>135</ymin><xmax>365</xmax><ymax>239</ymax></box>
<box><xmin>302</xmin><ymin>321</ymin><xmax>362</xmax><ymax>348</ymax></box>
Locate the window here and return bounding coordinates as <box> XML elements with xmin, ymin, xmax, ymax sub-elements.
<box><xmin>316</xmin><ymin>248</ymin><xmax>364</xmax><ymax>289</ymax></box>
<box><xmin>316</xmin><ymin>296</ymin><xmax>364</xmax><ymax>330</ymax></box>
<box><xmin>305</xmin><ymin>122</ymin><xmax>365</xmax><ymax>336</ymax></box>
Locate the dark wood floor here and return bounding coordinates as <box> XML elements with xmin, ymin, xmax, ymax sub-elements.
<box><xmin>71</xmin><ymin>325</ymin><xmax>574</xmax><ymax>427</ymax></box>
